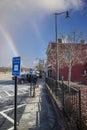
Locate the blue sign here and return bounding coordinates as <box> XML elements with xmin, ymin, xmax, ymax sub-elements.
<box><xmin>12</xmin><ymin>57</ymin><xmax>21</xmax><ymax>76</ymax></box>
<box><xmin>29</xmin><ymin>68</ymin><xmax>33</xmax><ymax>74</ymax></box>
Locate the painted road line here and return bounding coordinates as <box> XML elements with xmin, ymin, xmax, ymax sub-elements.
<box><xmin>4</xmin><ymin>90</ymin><xmax>12</xmax><ymax>96</ymax></box>
<box><xmin>0</xmin><ymin>89</ymin><xmax>29</xmax><ymax>98</ymax></box>
<box><xmin>0</xmin><ymin>112</ymin><xmax>14</xmax><ymax>124</ymax></box>
<box><xmin>2</xmin><ymin>103</ymin><xmax>26</xmax><ymax>113</ymax></box>
<box><xmin>18</xmin><ymin>89</ymin><xmax>25</xmax><ymax>93</ymax></box>
<box><xmin>0</xmin><ymin>104</ymin><xmax>26</xmax><ymax>128</ymax></box>
<box><xmin>1</xmin><ymin>107</ymin><xmax>14</xmax><ymax>113</ymax></box>
<box><xmin>18</xmin><ymin>89</ymin><xmax>29</xmax><ymax>94</ymax></box>
<box><xmin>17</xmin><ymin>104</ymin><xmax>26</xmax><ymax>108</ymax></box>
<box><xmin>18</xmin><ymin>89</ymin><xmax>26</xmax><ymax>93</ymax></box>
<box><xmin>17</xmin><ymin>91</ymin><xmax>29</xmax><ymax>96</ymax></box>
<box><xmin>7</xmin><ymin>126</ymin><xmax>14</xmax><ymax>130</ymax></box>
<box><xmin>22</xmin><ymin>88</ymin><xmax>28</xmax><ymax>90</ymax></box>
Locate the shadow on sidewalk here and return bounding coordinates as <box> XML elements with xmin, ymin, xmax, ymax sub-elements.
<box><xmin>17</xmin><ymin>79</ymin><xmax>69</xmax><ymax>130</ymax></box>
<box><xmin>28</xmin><ymin>81</ymin><xmax>63</xmax><ymax>130</ymax></box>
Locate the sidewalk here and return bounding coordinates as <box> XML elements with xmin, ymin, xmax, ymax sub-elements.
<box><xmin>18</xmin><ymin>79</ymin><xmax>63</xmax><ymax>130</ymax></box>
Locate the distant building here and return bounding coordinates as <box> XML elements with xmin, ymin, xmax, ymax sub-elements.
<box><xmin>46</xmin><ymin>39</ymin><xmax>87</xmax><ymax>82</ymax></box>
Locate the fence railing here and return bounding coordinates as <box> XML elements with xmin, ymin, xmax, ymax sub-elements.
<box><xmin>45</xmin><ymin>77</ymin><xmax>82</xmax><ymax>129</ymax></box>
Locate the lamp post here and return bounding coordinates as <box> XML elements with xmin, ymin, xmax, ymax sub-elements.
<box><xmin>55</xmin><ymin>11</ymin><xmax>69</xmax><ymax>86</ymax></box>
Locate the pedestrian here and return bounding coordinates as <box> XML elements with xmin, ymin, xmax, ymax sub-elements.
<box><xmin>27</xmin><ymin>74</ymin><xmax>32</xmax><ymax>97</ymax></box>
<box><xmin>29</xmin><ymin>75</ymin><xmax>32</xmax><ymax>97</ymax></box>
<box><xmin>31</xmin><ymin>75</ymin><xmax>37</xmax><ymax>97</ymax></box>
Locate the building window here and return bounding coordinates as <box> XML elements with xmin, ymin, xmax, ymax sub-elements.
<box><xmin>48</xmin><ymin>69</ymin><xmax>52</xmax><ymax>77</ymax></box>
<box><xmin>83</xmin><ymin>70</ymin><xmax>87</xmax><ymax>76</ymax></box>
<box><xmin>47</xmin><ymin>65</ymin><xmax>52</xmax><ymax>77</ymax></box>
<box><xmin>66</xmin><ymin>51</ymin><xmax>70</xmax><ymax>62</ymax></box>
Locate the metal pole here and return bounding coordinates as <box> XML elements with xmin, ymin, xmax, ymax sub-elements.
<box><xmin>62</xmin><ymin>76</ymin><xmax>64</xmax><ymax>114</ymax></box>
<box><xmin>78</xmin><ymin>88</ymin><xmax>82</xmax><ymax>130</ymax></box>
<box><xmin>54</xmin><ymin>11</ymin><xmax>69</xmax><ymax>97</ymax></box>
<box><xmin>14</xmin><ymin>76</ymin><xmax>17</xmax><ymax>130</ymax></box>
<box><xmin>55</xmin><ymin>14</ymin><xmax>59</xmax><ymax>98</ymax></box>
<box><xmin>54</xmin><ymin>11</ymin><xmax>69</xmax><ymax>84</ymax></box>
<box><xmin>55</xmin><ymin>14</ymin><xmax>59</xmax><ymax>83</ymax></box>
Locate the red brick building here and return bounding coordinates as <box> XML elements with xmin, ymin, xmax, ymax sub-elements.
<box><xmin>46</xmin><ymin>40</ymin><xmax>87</xmax><ymax>82</ymax></box>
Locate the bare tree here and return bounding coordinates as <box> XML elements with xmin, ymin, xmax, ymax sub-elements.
<box><xmin>58</xmin><ymin>43</ymin><xmax>87</xmax><ymax>91</ymax></box>
<box><xmin>61</xmin><ymin>31</ymin><xmax>87</xmax><ymax>43</ymax></box>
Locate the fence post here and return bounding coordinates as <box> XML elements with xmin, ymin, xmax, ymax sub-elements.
<box><xmin>55</xmin><ymin>80</ymin><xmax>58</xmax><ymax>98</ymax></box>
<box><xmin>78</xmin><ymin>88</ymin><xmax>82</xmax><ymax>130</ymax></box>
<box><xmin>62</xmin><ymin>76</ymin><xmax>65</xmax><ymax>114</ymax></box>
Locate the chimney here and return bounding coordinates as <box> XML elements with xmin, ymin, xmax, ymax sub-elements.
<box><xmin>80</xmin><ymin>40</ymin><xmax>85</xmax><ymax>44</ymax></box>
<box><xmin>58</xmin><ymin>38</ymin><xmax>62</xmax><ymax>44</ymax></box>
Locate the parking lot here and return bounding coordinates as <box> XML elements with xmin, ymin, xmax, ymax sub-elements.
<box><xmin>0</xmin><ymin>79</ymin><xmax>30</xmax><ymax>130</ymax></box>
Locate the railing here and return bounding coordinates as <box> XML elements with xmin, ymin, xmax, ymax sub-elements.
<box><xmin>45</xmin><ymin>77</ymin><xmax>82</xmax><ymax>129</ymax></box>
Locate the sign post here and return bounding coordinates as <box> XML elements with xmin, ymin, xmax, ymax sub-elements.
<box><xmin>29</xmin><ymin>68</ymin><xmax>33</xmax><ymax>75</ymax></box>
<box><xmin>14</xmin><ymin>76</ymin><xmax>17</xmax><ymax>130</ymax></box>
<box><xmin>12</xmin><ymin>57</ymin><xmax>21</xmax><ymax>130</ymax></box>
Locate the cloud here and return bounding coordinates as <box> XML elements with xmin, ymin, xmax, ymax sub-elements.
<box><xmin>0</xmin><ymin>0</ymin><xmax>84</xmax><ymax>29</ymax></box>
<box><xmin>0</xmin><ymin>0</ymin><xmax>85</xmax><ymax>67</ymax></box>
<box><xmin>66</xmin><ymin>0</ymin><xmax>84</xmax><ymax>10</ymax></box>
<box><xmin>0</xmin><ymin>0</ymin><xmax>85</xmax><ymax>30</ymax></box>
<box><xmin>0</xmin><ymin>0</ymin><xmax>84</xmax><ymax>15</ymax></box>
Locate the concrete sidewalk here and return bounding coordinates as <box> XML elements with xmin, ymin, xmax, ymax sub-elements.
<box><xmin>18</xmin><ymin>79</ymin><xmax>62</xmax><ymax>130</ymax></box>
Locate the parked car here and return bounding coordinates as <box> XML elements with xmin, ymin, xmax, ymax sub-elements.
<box><xmin>12</xmin><ymin>74</ymin><xmax>27</xmax><ymax>84</ymax></box>
<box><xmin>35</xmin><ymin>70</ymin><xmax>42</xmax><ymax>78</ymax></box>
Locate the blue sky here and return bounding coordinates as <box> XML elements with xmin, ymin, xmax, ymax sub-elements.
<box><xmin>0</xmin><ymin>0</ymin><xmax>87</xmax><ymax>67</ymax></box>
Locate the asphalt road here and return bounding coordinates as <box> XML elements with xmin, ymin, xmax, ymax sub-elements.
<box><xmin>0</xmin><ymin>79</ymin><xmax>30</xmax><ymax>130</ymax></box>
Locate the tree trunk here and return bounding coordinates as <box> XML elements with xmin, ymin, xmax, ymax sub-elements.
<box><xmin>68</xmin><ymin>62</ymin><xmax>71</xmax><ymax>92</ymax></box>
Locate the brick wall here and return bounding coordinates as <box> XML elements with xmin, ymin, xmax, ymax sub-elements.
<box><xmin>46</xmin><ymin>42</ymin><xmax>87</xmax><ymax>82</ymax></box>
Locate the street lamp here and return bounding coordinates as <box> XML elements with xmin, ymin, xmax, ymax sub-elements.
<box><xmin>55</xmin><ymin>11</ymin><xmax>69</xmax><ymax>85</ymax></box>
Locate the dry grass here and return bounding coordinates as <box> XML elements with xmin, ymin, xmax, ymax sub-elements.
<box><xmin>0</xmin><ymin>72</ymin><xmax>12</xmax><ymax>79</ymax></box>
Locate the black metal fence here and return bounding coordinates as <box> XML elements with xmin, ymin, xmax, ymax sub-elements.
<box><xmin>45</xmin><ymin>77</ymin><xmax>82</xmax><ymax>129</ymax></box>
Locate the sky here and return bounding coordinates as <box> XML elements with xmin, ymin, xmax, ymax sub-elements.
<box><xmin>0</xmin><ymin>0</ymin><xmax>87</xmax><ymax>68</ymax></box>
